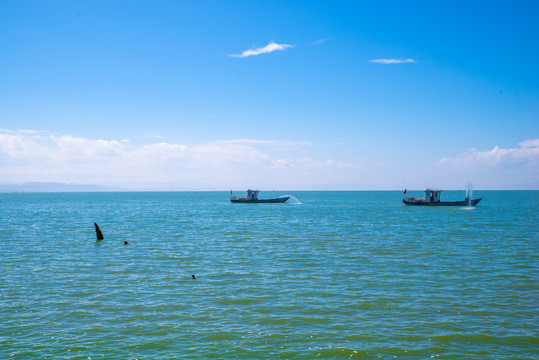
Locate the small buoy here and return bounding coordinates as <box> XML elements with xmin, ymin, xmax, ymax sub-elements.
<box><xmin>191</xmin><ymin>275</ymin><xmax>196</xmax><ymax>279</ymax></box>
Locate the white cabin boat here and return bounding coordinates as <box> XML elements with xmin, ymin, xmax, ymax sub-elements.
<box><xmin>231</xmin><ymin>189</ymin><xmax>289</xmax><ymax>203</ymax></box>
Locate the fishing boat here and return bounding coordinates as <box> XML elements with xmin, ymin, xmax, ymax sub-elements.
<box><xmin>403</xmin><ymin>189</ymin><xmax>482</xmax><ymax>206</ymax></box>
<box><xmin>231</xmin><ymin>189</ymin><xmax>290</xmax><ymax>203</ymax></box>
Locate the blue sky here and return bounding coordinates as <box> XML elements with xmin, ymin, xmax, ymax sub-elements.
<box><xmin>1</xmin><ymin>0</ymin><xmax>538</xmax><ymax>190</ymax></box>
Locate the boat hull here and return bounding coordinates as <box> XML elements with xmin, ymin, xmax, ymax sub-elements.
<box><xmin>231</xmin><ymin>197</ymin><xmax>289</xmax><ymax>204</ymax></box>
<box><xmin>403</xmin><ymin>198</ymin><xmax>482</xmax><ymax>206</ymax></box>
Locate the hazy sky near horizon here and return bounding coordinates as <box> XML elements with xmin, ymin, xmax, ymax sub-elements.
<box><xmin>1</xmin><ymin>0</ymin><xmax>538</xmax><ymax>190</ymax></box>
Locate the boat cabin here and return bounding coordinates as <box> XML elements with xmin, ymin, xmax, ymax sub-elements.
<box><xmin>245</xmin><ymin>189</ymin><xmax>260</xmax><ymax>201</ymax></box>
<box><xmin>424</xmin><ymin>189</ymin><xmax>442</xmax><ymax>203</ymax></box>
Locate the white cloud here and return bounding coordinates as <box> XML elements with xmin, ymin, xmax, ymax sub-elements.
<box><xmin>50</xmin><ymin>135</ymin><xmax>127</xmax><ymax>159</ymax></box>
<box><xmin>368</xmin><ymin>58</ymin><xmax>415</xmax><ymax>64</ymax></box>
<box><xmin>519</xmin><ymin>139</ymin><xmax>539</xmax><ymax>148</ymax></box>
<box><xmin>439</xmin><ymin>140</ymin><xmax>539</xmax><ymax>167</ymax></box>
<box><xmin>229</xmin><ymin>41</ymin><xmax>294</xmax><ymax>58</ymax></box>
<box><xmin>0</xmin><ymin>130</ymin><xmax>355</xmax><ymax>189</ymax></box>
<box><xmin>434</xmin><ymin>140</ymin><xmax>539</xmax><ymax>189</ymax></box>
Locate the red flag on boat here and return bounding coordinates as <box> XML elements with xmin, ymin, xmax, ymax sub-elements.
<box><xmin>403</xmin><ymin>188</ymin><xmax>407</xmax><ymax>194</ymax></box>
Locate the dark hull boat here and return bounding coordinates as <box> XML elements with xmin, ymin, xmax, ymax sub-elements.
<box><xmin>231</xmin><ymin>189</ymin><xmax>290</xmax><ymax>204</ymax></box>
<box><xmin>403</xmin><ymin>189</ymin><xmax>482</xmax><ymax>207</ymax></box>
<box><xmin>403</xmin><ymin>198</ymin><xmax>482</xmax><ymax>206</ymax></box>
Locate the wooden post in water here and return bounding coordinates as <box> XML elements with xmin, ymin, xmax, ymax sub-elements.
<box><xmin>94</xmin><ymin>222</ymin><xmax>104</xmax><ymax>240</ymax></box>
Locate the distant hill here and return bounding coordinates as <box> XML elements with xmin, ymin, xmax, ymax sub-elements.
<box><xmin>0</xmin><ymin>182</ymin><xmax>125</xmax><ymax>192</ymax></box>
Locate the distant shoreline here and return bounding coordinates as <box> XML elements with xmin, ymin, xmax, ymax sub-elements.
<box><xmin>1</xmin><ymin>186</ymin><xmax>537</xmax><ymax>193</ymax></box>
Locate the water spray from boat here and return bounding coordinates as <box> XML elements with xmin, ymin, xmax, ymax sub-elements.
<box><xmin>280</xmin><ymin>195</ymin><xmax>302</xmax><ymax>204</ymax></box>
<box><xmin>465</xmin><ymin>183</ymin><xmax>473</xmax><ymax>207</ymax></box>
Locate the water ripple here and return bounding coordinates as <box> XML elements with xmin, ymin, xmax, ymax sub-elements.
<box><xmin>0</xmin><ymin>191</ymin><xmax>537</xmax><ymax>359</ymax></box>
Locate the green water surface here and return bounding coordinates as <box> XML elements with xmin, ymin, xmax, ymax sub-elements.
<box><xmin>1</xmin><ymin>191</ymin><xmax>537</xmax><ymax>359</ymax></box>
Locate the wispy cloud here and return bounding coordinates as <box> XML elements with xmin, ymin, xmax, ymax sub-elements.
<box><xmin>216</xmin><ymin>139</ymin><xmax>280</xmax><ymax>145</ymax></box>
<box><xmin>368</xmin><ymin>58</ymin><xmax>415</xmax><ymax>64</ymax></box>
<box><xmin>311</xmin><ymin>39</ymin><xmax>329</xmax><ymax>46</ymax></box>
<box><xmin>229</xmin><ymin>41</ymin><xmax>294</xmax><ymax>58</ymax></box>
<box><xmin>519</xmin><ymin>139</ymin><xmax>539</xmax><ymax>148</ymax></box>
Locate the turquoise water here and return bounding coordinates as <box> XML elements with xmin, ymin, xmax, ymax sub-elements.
<box><xmin>1</xmin><ymin>191</ymin><xmax>538</xmax><ymax>359</ymax></box>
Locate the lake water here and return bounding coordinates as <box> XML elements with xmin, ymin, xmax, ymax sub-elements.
<box><xmin>1</xmin><ymin>191</ymin><xmax>537</xmax><ymax>359</ymax></box>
